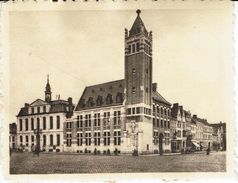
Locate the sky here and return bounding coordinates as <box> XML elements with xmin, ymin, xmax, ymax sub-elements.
<box><xmin>8</xmin><ymin>4</ymin><xmax>233</xmax><ymax>124</ymax></box>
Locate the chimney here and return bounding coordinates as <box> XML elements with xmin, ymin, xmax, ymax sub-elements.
<box><xmin>68</xmin><ymin>97</ymin><xmax>72</xmax><ymax>105</ymax></box>
<box><xmin>193</xmin><ymin>115</ymin><xmax>197</xmax><ymax>119</ymax></box>
<box><xmin>152</xmin><ymin>83</ymin><xmax>157</xmax><ymax>92</ymax></box>
<box><xmin>24</xmin><ymin>103</ymin><xmax>29</xmax><ymax>107</ymax></box>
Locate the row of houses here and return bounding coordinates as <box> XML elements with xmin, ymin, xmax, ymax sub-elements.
<box><xmin>9</xmin><ymin>10</ymin><xmax>226</xmax><ymax>154</ymax></box>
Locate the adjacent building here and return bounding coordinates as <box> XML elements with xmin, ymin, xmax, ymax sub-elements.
<box><xmin>9</xmin><ymin>123</ymin><xmax>17</xmax><ymax>149</ymax></box>
<box><xmin>16</xmin><ymin>76</ymin><xmax>74</xmax><ymax>152</ymax></box>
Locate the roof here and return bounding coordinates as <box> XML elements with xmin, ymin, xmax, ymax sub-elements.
<box><xmin>152</xmin><ymin>91</ymin><xmax>171</xmax><ymax>106</ymax></box>
<box><xmin>129</xmin><ymin>10</ymin><xmax>148</xmax><ymax>37</ymax></box>
<box><xmin>75</xmin><ymin>79</ymin><xmax>125</xmax><ymax>111</ymax></box>
<box><xmin>17</xmin><ymin>98</ymin><xmax>74</xmax><ymax>117</ymax></box>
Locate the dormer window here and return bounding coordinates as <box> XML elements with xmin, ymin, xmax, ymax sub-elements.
<box><xmin>37</xmin><ymin>107</ymin><xmax>40</xmax><ymax>113</ymax></box>
<box><xmin>87</xmin><ymin>97</ymin><xmax>94</xmax><ymax>107</ymax></box>
<box><xmin>80</xmin><ymin>99</ymin><xmax>86</xmax><ymax>108</ymax></box>
<box><xmin>31</xmin><ymin>107</ymin><xmax>34</xmax><ymax>114</ymax></box>
<box><xmin>106</xmin><ymin>94</ymin><xmax>113</xmax><ymax>105</ymax></box>
<box><xmin>43</xmin><ymin>106</ymin><xmax>46</xmax><ymax>113</ymax></box>
<box><xmin>96</xmin><ymin>96</ymin><xmax>103</xmax><ymax>106</ymax></box>
<box><xmin>116</xmin><ymin>92</ymin><xmax>123</xmax><ymax>103</ymax></box>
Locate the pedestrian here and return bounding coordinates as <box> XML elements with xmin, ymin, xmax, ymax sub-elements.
<box><xmin>206</xmin><ymin>147</ymin><xmax>210</xmax><ymax>155</ymax></box>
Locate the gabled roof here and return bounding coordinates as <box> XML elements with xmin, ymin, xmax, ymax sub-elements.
<box><xmin>152</xmin><ymin>91</ymin><xmax>171</xmax><ymax>106</ymax></box>
<box><xmin>75</xmin><ymin>79</ymin><xmax>125</xmax><ymax>111</ymax></box>
<box><xmin>30</xmin><ymin>99</ymin><xmax>49</xmax><ymax>106</ymax></box>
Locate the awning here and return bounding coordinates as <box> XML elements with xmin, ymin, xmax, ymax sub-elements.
<box><xmin>192</xmin><ymin>142</ymin><xmax>200</xmax><ymax>148</ymax></box>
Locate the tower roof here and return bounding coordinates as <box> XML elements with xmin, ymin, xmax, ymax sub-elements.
<box><xmin>129</xmin><ymin>9</ymin><xmax>148</xmax><ymax>36</ymax></box>
<box><xmin>45</xmin><ymin>74</ymin><xmax>51</xmax><ymax>91</ymax></box>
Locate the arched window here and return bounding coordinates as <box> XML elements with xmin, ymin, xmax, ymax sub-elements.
<box><xmin>96</xmin><ymin>96</ymin><xmax>103</xmax><ymax>106</ymax></box>
<box><xmin>116</xmin><ymin>93</ymin><xmax>123</xmax><ymax>103</ymax></box>
<box><xmin>106</xmin><ymin>94</ymin><xmax>113</xmax><ymax>105</ymax></box>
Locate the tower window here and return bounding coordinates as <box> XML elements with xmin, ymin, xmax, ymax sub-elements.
<box><xmin>128</xmin><ymin>45</ymin><xmax>131</xmax><ymax>54</ymax></box>
<box><xmin>136</xmin><ymin>42</ymin><xmax>140</xmax><ymax>52</ymax></box>
<box><xmin>132</xmin><ymin>87</ymin><xmax>136</xmax><ymax>93</ymax></box>
<box><xmin>146</xmin><ymin>87</ymin><xmax>148</xmax><ymax>93</ymax></box>
<box><xmin>132</xmin><ymin>44</ymin><xmax>135</xmax><ymax>53</ymax></box>
<box><xmin>132</xmin><ymin>68</ymin><xmax>136</xmax><ymax>75</ymax></box>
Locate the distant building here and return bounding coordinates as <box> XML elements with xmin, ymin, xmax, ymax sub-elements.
<box><xmin>63</xmin><ymin>10</ymin><xmax>172</xmax><ymax>154</ymax></box>
<box><xmin>9</xmin><ymin>123</ymin><xmax>17</xmax><ymax>149</ymax></box>
<box><xmin>192</xmin><ymin>115</ymin><xmax>213</xmax><ymax>150</ymax></box>
<box><xmin>16</xmin><ymin>76</ymin><xmax>74</xmax><ymax>152</ymax></box>
<box><xmin>211</xmin><ymin>122</ymin><xmax>226</xmax><ymax>151</ymax></box>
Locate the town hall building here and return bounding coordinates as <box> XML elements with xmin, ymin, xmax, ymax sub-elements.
<box><xmin>63</xmin><ymin>10</ymin><xmax>172</xmax><ymax>154</ymax></box>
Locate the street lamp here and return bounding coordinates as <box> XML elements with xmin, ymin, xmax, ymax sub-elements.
<box><xmin>33</xmin><ymin>124</ymin><xmax>42</xmax><ymax>157</ymax></box>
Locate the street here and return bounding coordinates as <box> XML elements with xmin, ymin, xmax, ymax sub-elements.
<box><xmin>10</xmin><ymin>151</ymin><xmax>226</xmax><ymax>174</ymax></box>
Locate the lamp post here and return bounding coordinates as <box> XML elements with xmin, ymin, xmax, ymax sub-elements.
<box><xmin>33</xmin><ymin>125</ymin><xmax>42</xmax><ymax>157</ymax></box>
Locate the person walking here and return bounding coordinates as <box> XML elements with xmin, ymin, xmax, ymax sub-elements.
<box><xmin>206</xmin><ymin>147</ymin><xmax>210</xmax><ymax>155</ymax></box>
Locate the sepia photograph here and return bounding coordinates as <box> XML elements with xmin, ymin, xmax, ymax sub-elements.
<box><xmin>2</xmin><ymin>0</ymin><xmax>235</xmax><ymax>178</ymax></box>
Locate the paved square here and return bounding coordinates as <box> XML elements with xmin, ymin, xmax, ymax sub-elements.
<box><xmin>10</xmin><ymin>151</ymin><xmax>226</xmax><ymax>174</ymax></box>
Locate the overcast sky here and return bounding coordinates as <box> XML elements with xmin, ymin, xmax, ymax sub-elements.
<box><xmin>9</xmin><ymin>3</ymin><xmax>233</xmax><ymax>124</ymax></box>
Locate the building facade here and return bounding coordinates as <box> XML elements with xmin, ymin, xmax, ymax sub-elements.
<box><xmin>9</xmin><ymin>123</ymin><xmax>17</xmax><ymax>149</ymax></box>
<box><xmin>16</xmin><ymin>76</ymin><xmax>74</xmax><ymax>152</ymax></box>
<box><xmin>62</xmin><ymin>10</ymin><xmax>172</xmax><ymax>155</ymax></box>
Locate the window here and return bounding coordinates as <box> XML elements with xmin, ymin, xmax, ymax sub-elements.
<box><xmin>113</xmin><ymin>111</ymin><xmax>121</xmax><ymax>126</ymax></box>
<box><xmin>37</xmin><ymin>118</ymin><xmax>40</xmax><ymax>129</ymax></box>
<box><xmin>19</xmin><ymin>119</ymin><xmax>22</xmax><ymax>131</ymax></box>
<box><xmin>85</xmin><ymin>114</ymin><xmax>91</xmax><ymax>128</ymax></box>
<box><xmin>94</xmin><ymin>132</ymin><xmax>100</xmax><ymax>146</ymax></box>
<box><xmin>79</xmin><ymin>115</ymin><xmax>83</xmax><ymax>128</ymax></box>
<box><xmin>85</xmin><ymin>133</ymin><xmax>91</xmax><ymax>146</ymax></box>
<box><xmin>153</xmin><ymin>118</ymin><xmax>155</xmax><ymax>127</ymax></box>
<box><xmin>66</xmin><ymin>134</ymin><xmax>72</xmax><ymax>146</ymax></box>
<box><xmin>26</xmin><ymin>136</ymin><xmax>29</xmax><ymax>146</ymax></box>
<box><xmin>164</xmin><ymin>121</ymin><xmax>167</xmax><ymax>128</ymax></box>
<box><xmin>168</xmin><ymin>121</ymin><xmax>170</xmax><ymax>129</ymax></box>
<box><xmin>132</xmin><ymin>87</ymin><xmax>136</xmax><ymax>93</ymax></box>
<box><xmin>157</xmin><ymin>119</ymin><xmax>159</xmax><ymax>127</ymax></box>
<box><xmin>50</xmin><ymin>134</ymin><xmax>53</xmax><ymax>146</ymax></box>
<box><xmin>132</xmin><ymin>68</ymin><xmax>136</xmax><ymax>75</ymax></box>
<box><xmin>31</xmin><ymin>135</ymin><xmax>34</xmax><ymax>145</ymax></box>
<box><xmin>66</xmin><ymin>122</ymin><xmax>72</xmax><ymax>129</ymax></box>
<box><xmin>106</xmin><ymin>94</ymin><xmax>113</xmax><ymax>105</ymax></box>
<box><xmin>31</xmin><ymin>118</ymin><xmax>34</xmax><ymax>130</ymax></box>
<box><xmin>127</xmin><ymin>108</ymin><xmax>131</xmax><ymax>115</ymax></box>
<box><xmin>132</xmin><ymin>44</ymin><xmax>135</xmax><ymax>53</ymax></box>
<box><xmin>43</xmin><ymin>106</ymin><xmax>46</xmax><ymax>113</ymax></box>
<box><xmin>56</xmin><ymin>116</ymin><xmax>60</xmax><ymax>129</ymax></box>
<box><xmin>132</xmin><ymin>108</ymin><xmax>135</xmax><ymax>114</ymax></box>
<box><xmin>87</xmin><ymin>97</ymin><xmax>94</xmax><ymax>107</ymax></box>
<box><xmin>43</xmin><ymin>117</ymin><xmax>46</xmax><ymax>130</ymax></box>
<box><xmin>96</xmin><ymin>96</ymin><xmax>103</xmax><ymax>106</ymax></box>
<box><xmin>25</xmin><ymin>119</ymin><xmax>28</xmax><ymax>131</ymax></box>
<box><xmin>103</xmin><ymin>112</ymin><xmax>110</xmax><ymax>127</ymax></box>
<box><xmin>116</xmin><ymin>93</ymin><xmax>123</xmax><ymax>103</ymax></box>
<box><xmin>77</xmin><ymin>133</ymin><xmax>83</xmax><ymax>146</ymax></box>
<box><xmin>20</xmin><ymin>136</ymin><xmax>23</xmax><ymax>145</ymax></box>
<box><xmin>57</xmin><ymin>134</ymin><xmax>60</xmax><ymax>146</ymax></box>
<box><xmin>153</xmin><ymin>132</ymin><xmax>158</xmax><ymax>144</ymax></box>
<box><xmin>37</xmin><ymin>107</ymin><xmax>40</xmax><ymax>113</ymax></box>
<box><xmin>94</xmin><ymin>113</ymin><xmax>100</xmax><ymax>127</ymax></box>
<box><xmin>114</xmin><ymin>131</ymin><xmax>121</xmax><ymax>145</ymax></box>
<box><xmin>103</xmin><ymin>132</ymin><xmax>110</xmax><ymax>146</ymax></box>
<box><xmin>161</xmin><ymin>120</ymin><xmax>163</xmax><ymax>128</ymax></box>
<box><xmin>128</xmin><ymin>45</ymin><xmax>131</xmax><ymax>54</ymax></box>
<box><xmin>50</xmin><ymin>116</ymin><xmax>53</xmax><ymax>129</ymax></box>
<box><xmin>31</xmin><ymin>108</ymin><xmax>34</xmax><ymax>114</ymax></box>
<box><xmin>136</xmin><ymin>107</ymin><xmax>140</xmax><ymax>114</ymax></box>
<box><xmin>136</xmin><ymin>42</ymin><xmax>140</xmax><ymax>52</ymax></box>
<box><xmin>77</xmin><ymin>116</ymin><xmax>80</xmax><ymax>128</ymax></box>
<box><xmin>43</xmin><ymin>135</ymin><xmax>46</xmax><ymax>146</ymax></box>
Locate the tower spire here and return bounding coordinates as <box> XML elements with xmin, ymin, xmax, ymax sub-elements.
<box><xmin>136</xmin><ymin>9</ymin><xmax>141</xmax><ymax>16</ymax></box>
<box><xmin>45</xmin><ymin>74</ymin><xmax>52</xmax><ymax>102</ymax></box>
